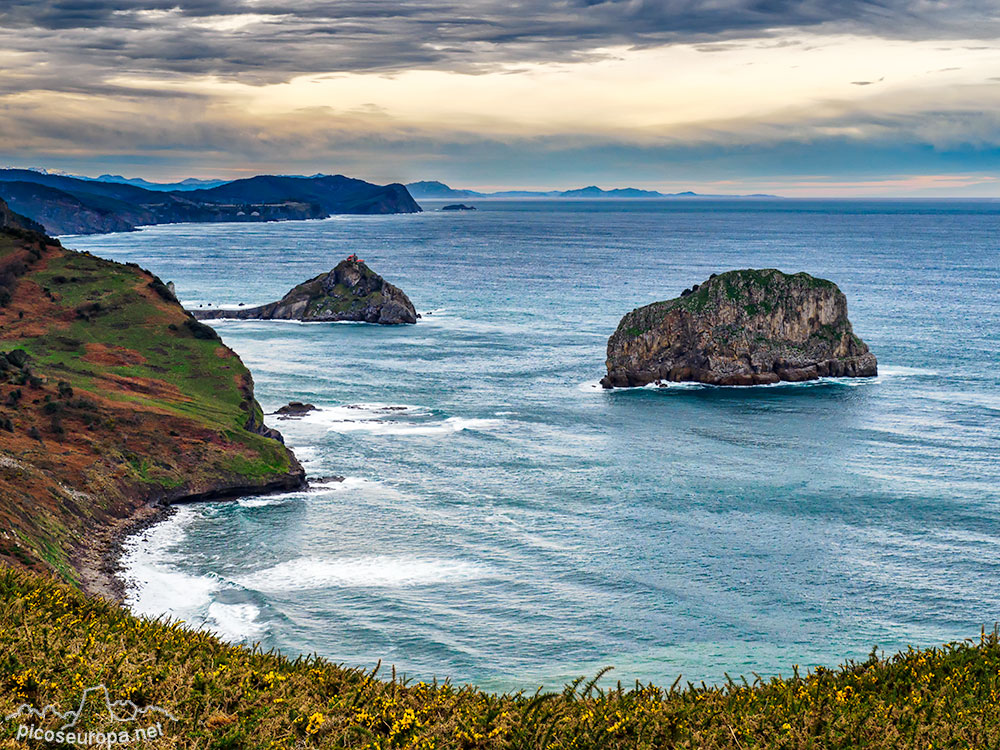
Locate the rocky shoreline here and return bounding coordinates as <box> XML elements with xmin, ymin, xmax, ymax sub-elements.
<box><xmin>0</xmin><ymin>209</ymin><xmax>309</xmax><ymax>589</ymax></box>
<box><xmin>76</xmin><ymin>471</ymin><xmax>310</xmax><ymax>601</ymax></box>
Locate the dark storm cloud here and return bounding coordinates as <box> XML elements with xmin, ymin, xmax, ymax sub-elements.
<box><xmin>1</xmin><ymin>0</ymin><xmax>998</xmax><ymax>93</ymax></box>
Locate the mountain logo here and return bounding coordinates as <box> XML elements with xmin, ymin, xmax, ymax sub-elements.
<box><xmin>5</xmin><ymin>684</ymin><xmax>175</xmax><ymax>746</ymax></box>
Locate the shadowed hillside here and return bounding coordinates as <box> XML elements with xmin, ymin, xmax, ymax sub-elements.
<box><xmin>0</xmin><ymin>170</ymin><xmax>421</xmax><ymax>235</ymax></box>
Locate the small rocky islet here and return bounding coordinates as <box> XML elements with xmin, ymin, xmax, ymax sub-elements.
<box><xmin>601</xmin><ymin>268</ymin><xmax>877</xmax><ymax>388</ymax></box>
<box><xmin>193</xmin><ymin>255</ymin><xmax>418</xmax><ymax>325</ymax></box>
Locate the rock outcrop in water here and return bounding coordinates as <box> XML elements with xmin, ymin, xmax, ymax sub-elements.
<box><xmin>600</xmin><ymin>269</ymin><xmax>877</xmax><ymax>388</ymax></box>
<box><xmin>193</xmin><ymin>257</ymin><xmax>418</xmax><ymax>325</ymax></box>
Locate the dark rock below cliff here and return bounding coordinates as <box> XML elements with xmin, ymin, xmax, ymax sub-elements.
<box><xmin>193</xmin><ymin>256</ymin><xmax>418</xmax><ymax>325</ymax></box>
<box><xmin>275</xmin><ymin>401</ymin><xmax>317</xmax><ymax>417</ymax></box>
<box><xmin>601</xmin><ymin>269</ymin><xmax>877</xmax><ymax>388</ymax></box>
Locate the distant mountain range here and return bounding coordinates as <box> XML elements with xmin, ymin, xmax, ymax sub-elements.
<box><xmin>406</xmin><ymin>180</ymin><xmax>778</xmax><ymax>200</ymax></box>
<box><xmin>89</xmin><ymin>174</ymin><xmax>230</xmax><ymax>191</ymax></box>
<box><xmin>14</xmin><ymin>168</ymin><xmax>228</xmax><ymax>192</ymax></box>
<box><xmin>0</xmin><ymin>170</ymin><xmax>420</xmax><ymax>234</ymax></box>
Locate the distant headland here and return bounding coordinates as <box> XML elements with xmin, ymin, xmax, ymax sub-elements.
<box><xmin>406</xmin><ymin>180</ymin><xmax>779</xmax><ymax>200</ymax></box>
<box><xmin>0</xmin><ymin>169</ymin><xmax>421</xmax><ymax>235</ymax></box>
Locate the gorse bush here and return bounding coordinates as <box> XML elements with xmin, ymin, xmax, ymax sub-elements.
<box><xmin>1</xmin><ymin>566</ymin><xmax>999</xmax><ymax>749</ymax></box>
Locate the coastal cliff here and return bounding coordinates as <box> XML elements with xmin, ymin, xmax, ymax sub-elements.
<box><xmin>602</xmin><ymin>269</ymin><xmax>877</xmax><ymax>388</ymax></box>
<box><xmin>0</xmin><ymin>196</ymin><xmax>46</xmax><ymax>234</ymax></box>
<box><xmin>0</xmin><ymin>202</ymin><xmax>303</xmax><ymax>594</ymax></box>
<box><xmin>0</xmin><ymin>170</ymin><xmax>422</xmax><ymax>235</ymax></box>
<box><xmin>193</xmin><ymin>257</ymin><xmax>418</xmax><ymax>324</ymax></box>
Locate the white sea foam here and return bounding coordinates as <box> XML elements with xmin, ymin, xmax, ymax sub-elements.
<box><xmin>119</xmin><ymin>507</ymin><xmax>219</xmax><ymax>620</ymax></box>
<box><xmin>235</xmin><ymin>476</ymin><xmax>385</xmax><ymax>506</ymax></box>
<box><xmin>879</xmin><ymin>365</ymin><xmax>940</xmax><ymax>377</ymax></box>
<box><xmin>296</xmin><ymin>403</ymin><xmax>429</xmax><ymax>427</ymax></box>
<box><xmin>119</xmin><ymin>508</ymin><xmax>269</xmax><ymax>642</ymax></box>
<box><xmin>632</xmin><ymin>375</ymin><xmax>882</xmax><ymax>391</ymax></box>
<box><xmin>290</xmin><ymin>445</ymin><xmax>319</xmax><ymax>461</ymax></box>
<box><xmin>293</xmin><ymin>403</ymin><xmax>505</xmax><ymax>436</ymax></box>
<box><xmin>236</xmin><ymin>555</ymin><xmax>494</xmax><ymax>592</ymax></box>
<box><xmin>326</xmin><ymin>416</ymin><xmax>504</xmax><ymax>436</ymax></box>
<box><xmin>310</xmin><ymin>476</ymin><xmax>381</xmax><ymax>491</ymax></box>
<box><xmin>206</xmin><ymin>602</ymin><xmax>265</xmax><ymax>642</ymax></box>
<box><xmin>237</xmin><ymin>496</ymin><xmax>284</xmax><ymax>509</ymax></box>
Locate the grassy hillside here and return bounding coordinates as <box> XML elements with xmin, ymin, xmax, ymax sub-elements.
<box><xmin>0</xmin><ymin>223</ymin><xmax>302</xmax><ymax>590</ymax></box>
<box><xmin>1</xmin><ymin>566</ymin><xmax>997</xmax><ymax>749</ymax></box>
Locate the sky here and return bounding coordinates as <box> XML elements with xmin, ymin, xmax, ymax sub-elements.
<box><xmin>1</xmin><ymin>1</ymin><xmax>1000</xmax><ymax>195</ymax></box>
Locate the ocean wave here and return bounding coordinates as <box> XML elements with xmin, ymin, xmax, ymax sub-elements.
<box><xmin>289</xmin><ymin>445</ymin><xmax>319</xmax><ymax>460</ymax></box>
<box><xmin>326</xmin><ymin>416</ymin><xmax>504</xmax><ymax>436</ymax></box>
<box><xmin>234</xmin><ymin>476</ymin><xmax>387</xmax><ymax>507</ymax></box>
<box><xmin>119</xmin><ymin>507</ymin><xmax>269</xmax><ymax>642</ymax></box>
<box><xmin>913</xmin><ymin>389</ymin><xmax>1000</xmax><ymax>412</ymax></box>
<box><xmin>635</xmin><ymin>375</ymin><xmax>883</xmax><ymax>391</ymax></box>
<box><xmin>118</xmin><ymin>507</ymin><xmax>220</xmax><ymax>620</ymax></box>
<box><xmin>310</xmin><ymin>476</ymin><xmax>380</xmax><ymax>491</ymax></box>
<box><xmin>295</xmin><ymin>403</ymin><xmax>430</xmax><ymax>426</ymax></box>
<box><xmin>879</xmin><ymin>365</ymin><xmax>941</xmax><ymax>377</ymax></box>
<box><xmin>206</xmin><ymin>601</ymin><xmax>264</xmax><ymax>642</ymax></box>
<box><xmin>290</xmin><ymin>403</ymin><xmax>505</xmax><ymax>436</ymax></box>
<box><xmin>235</xmin><ymin>555</ymin><xmax>495</xmax><ymax>592</ymax></box>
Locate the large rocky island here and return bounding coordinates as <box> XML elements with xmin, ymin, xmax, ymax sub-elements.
<box><xmin>601</xmin><ymin>268</ymin><xmax>877</xmax><ymax>388</ymax></box>
<box><xmin>193</xmin><ymin>256</ymin><xmax>418</xmax><ymax>324</ymax></box>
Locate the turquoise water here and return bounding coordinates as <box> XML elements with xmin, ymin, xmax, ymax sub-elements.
<box><xmin>69</xmin><ymin>199</ymin><xmax>1000</xmax><ymax>692</ymax></box>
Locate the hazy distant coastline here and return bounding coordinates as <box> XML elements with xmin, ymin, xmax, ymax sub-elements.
<box><xmin>406</xmin><ymin>180</ymin><xmax>779</xmax><ymax>200</ymax></box>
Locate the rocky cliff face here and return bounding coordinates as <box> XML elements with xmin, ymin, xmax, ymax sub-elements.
<box><xmin>193</xmin><ymin>258</ymin><xmax>418</xmax><ymax>324</ymax></box>
<box><xmin>0</xmin><ymin>222</ymin><xmax>304</xmax><ymax>590</ymax></box>
<box><xmin>601</xmin><ymin>269</ymin><xmax>877</xmax><ymax>388</ymax></box>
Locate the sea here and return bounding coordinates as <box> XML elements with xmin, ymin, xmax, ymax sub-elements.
<box><xmin>67</xmin><ymin>198</ymin><xmax>1000</xmax><ymax>692</ymax></box>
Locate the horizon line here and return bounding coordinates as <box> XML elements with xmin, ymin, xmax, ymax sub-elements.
<box><xmin>7</xmin><ymin>166</ymin><xmax>1000</xmax><ymax>200</ymax></box>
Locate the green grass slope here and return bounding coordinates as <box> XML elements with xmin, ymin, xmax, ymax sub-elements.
<box><xmin>1</xmin><ymin>566</ymin><xmax>997</xmax><ymax>749</ymax></box>
<box><xmin>0</xmin><ymin>224</ymin><xmax>302</xmax><ymax>589</ymax></box>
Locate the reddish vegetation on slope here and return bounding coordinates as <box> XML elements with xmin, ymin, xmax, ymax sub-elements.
<box><xmin>0</xmin><ymin>219</ymin><xmax>303</xmax><ymax>594</ymax></box>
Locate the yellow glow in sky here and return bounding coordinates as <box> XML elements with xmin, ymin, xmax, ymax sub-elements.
<box><xmin>201</xmin><ymin>35</ymin><xmax>1000</xmax><ymax>141</ymax></box>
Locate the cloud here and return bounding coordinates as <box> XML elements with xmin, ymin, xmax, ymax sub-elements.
<box><xmin>1</xmin><ymin>2</ymin><xmax>999</xmax><ymax>193</ymax></box>
<box><xmin>0</xmin><ymin>0</ymin><xmax>999</xmax><ymax>92</ymax></box>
